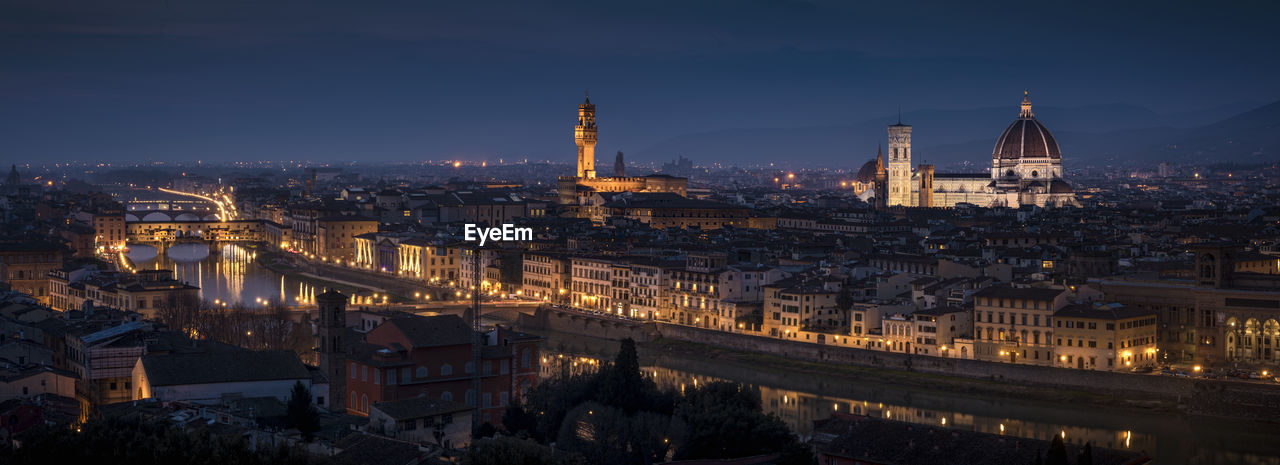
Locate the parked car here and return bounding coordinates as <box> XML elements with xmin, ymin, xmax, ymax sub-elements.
<box><xmin>1130</xmin><ymin>365</ymin><xmax>1154</xmax><ymax>374</ymax></box>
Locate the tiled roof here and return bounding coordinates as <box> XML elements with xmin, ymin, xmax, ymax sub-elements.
<box><xmin>140</xmin><ymin>350</ymin><xmax>309</xmax><ymax>387</ymax></box>
<box><xmin>372</xmin><ymin>396</ymin><xmax>470</xmax><ymax>421</ymax></box>
<box><xmin>385</xmin><ymin>315</ymin><xmax>474</xmax><ymax>349</ymax></box>
<box><xmin>973</xmin><ymin>285</ymin><xmax>1065</xmax><ymax>301</ymax></box>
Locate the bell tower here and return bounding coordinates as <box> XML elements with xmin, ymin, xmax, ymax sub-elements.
<box><xmin>317</xmin><ymin>289</ymin><xmax>347</xmax><ymax>412</ymax></box>
<box><xmin>575</xmin><ymin>92</ymin><xmax>598</xmax><ymax>178</ymax></box>
<box><xmin>873</xmin><ymin>145</ymin><xmax>888</xmax><ymax>209</ymax></box>
<box><xmin>887</xmin><ymin>114</ymin><xmax>914</xmax><ymax>207</ymax></box>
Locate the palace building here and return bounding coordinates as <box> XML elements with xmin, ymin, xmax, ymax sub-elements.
<box><xmin>858</xmin><ymin>92</ymin><xmax>1079</xmax><ymax>209</ymax></box>
<box><xmin>557</xmin><ymin>94</ymin><xmax>688</xmax><ymax>209</ymax></box>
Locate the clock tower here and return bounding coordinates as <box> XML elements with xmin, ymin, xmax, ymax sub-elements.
<box><xmin>575</xmin><ymin>92</ymin><xmax>598</xmax><ymax>178</ymax></box>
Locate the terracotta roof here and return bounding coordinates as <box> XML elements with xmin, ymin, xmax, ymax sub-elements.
<box><xmin>140</xmin><ymin>350</ymin><xmax>310</xmax><ymax>387</ymax></box>
<box><xmin>993</xmin><ymin>116</ymin><xmax>1061</xmax><ymax>160</ymax></box>
<box><xmin>372</xmin><ymin>396</ymin><xmax>470</xmax><ymax>421</ymax></box>
<box><xmin>385</xmin><ymin>315</ymin><xmax>474</xmax><ymax>348</ymax></box>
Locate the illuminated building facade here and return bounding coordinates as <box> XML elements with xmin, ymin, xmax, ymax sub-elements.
<box><xmin>867</xmin><ymin>92</ymin><xmax>1079</xmax><ymax>209</ymax></box>
<box><xmin>557</xmin><ymin>96</ymin><xmax>688</xmax><ymax>208</ymax></box>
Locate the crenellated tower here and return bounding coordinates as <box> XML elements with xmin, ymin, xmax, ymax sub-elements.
<box><xmin>575</xmin><ymin>92</ymin><xmax>598</xmax><ymax>178</ymax></box>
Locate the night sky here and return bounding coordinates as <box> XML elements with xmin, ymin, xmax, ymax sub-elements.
<box><xmin>2</xmin><ymin>0</ymin><xmax>1277</xmax><ymax>165</ymax></box>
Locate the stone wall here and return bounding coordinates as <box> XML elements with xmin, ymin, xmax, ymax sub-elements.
<box><xmin>653</xmin><ymin>323</ymin><xmax>1280</xmax><ymax>419</ymax></box>
<box><xmin>518</xmin><ymin>306</ymin><xmax>657</xmax><ymax>342</ymax></box>
<box><xmin>513</xmin><ymin>307</ymin><xmax>1280</xmax><ymax>420</ymax></box>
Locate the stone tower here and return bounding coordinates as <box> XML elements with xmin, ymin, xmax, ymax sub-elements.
<box><xmin>917</xmin><ymin>164</ymin><xmax>934</xmax><ymax>208</ymax></box>
<box><xmin>887</xmin><ymin>116</ymin><xmax>914</xmax><ymax>207</ymax></box>
<box><xmin>873</xmin><ymin>145</ymin><xmax>888</xmax><ymax>209</ymax></box>
<box><xmin>614</xmin><ymin>151</ymin><xmax>626</xmax><ymax>177</ymax></box>
<box><xmin>575</xmin><ymin>93</ymin><xmax>598</xmax><ymax>178</ymax></box>
<box><xmin>316</xmin><ymin>289</ymin><xmax>347</xmax><ymax>412</ymax></box>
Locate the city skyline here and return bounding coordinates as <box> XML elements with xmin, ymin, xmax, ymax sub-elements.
<box><xmin>3</xmin><ymin>3</ymin><xmax>1280</xmax><ymax>464</ymax></box>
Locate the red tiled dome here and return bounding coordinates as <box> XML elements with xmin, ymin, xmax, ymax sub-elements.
<box><xmin>992</xmin><ymin>93</ymin><xmax>1061</xmax><ymax>160</ymax></box>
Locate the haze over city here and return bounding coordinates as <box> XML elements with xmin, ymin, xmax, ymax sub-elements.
<box><xmin>3</xmin><ymin>0</ymin><xmax>1279</xmax><ymax>166</ymax></box>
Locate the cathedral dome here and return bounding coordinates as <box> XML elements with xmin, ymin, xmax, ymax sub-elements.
<box><xmin>992</xmin><ymin>92</ymin><xmax>1061</xmax><ymax>160</ymax></box>
<box><xmin>855</xmin><ymin>159</ymin><xmax>879</xmax><ymax>183</ymax></box>
<box><xmin>1049</xmin><ymin>179</ymin><xmax>1074</xmax><ymax>193</ymax></box>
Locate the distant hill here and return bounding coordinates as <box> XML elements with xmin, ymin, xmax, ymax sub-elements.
<box><xmin>628</xmin><ymin>101</ymin><xmax>1268</xmax><ymax>168</ymax></box>
<box><xmin>1132</xmin><ymin>100</ymin><xmax>1280</xmax><ymax>164</ymax></box>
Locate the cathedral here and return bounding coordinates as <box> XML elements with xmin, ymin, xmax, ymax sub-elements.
<box><xmin>557</xmin><ymin>94</ymin><xmax>688</xmax><ymax>206</ymax></box>
<box><xmin>855</xmin><ymin>92</ymin><xmax>1078</xmax><ymax>209</ymax></box>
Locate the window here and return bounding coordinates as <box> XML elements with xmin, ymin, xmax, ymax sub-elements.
<box><xmin>417</xmin><ymin>366</ymin><xmax>428</xmax><ymax>378</ymax></box>
<box><xmin>362</xmin><ymin>366</ymin><xmax>368</xmax><ymax>381</ymax></box>
<box><xmin>404</xmin><ymin>419</ymin><xmax>417</xmax><ymax>431</ymax></box>
<box><xmin>350</xmin><ymin>363</ymin><xmax>357</xmax><ymax>379</ymax></box>
<box><xmin>466</xmin><ymin>389</ymin><xmax>476</xmax><ymax>406</ymax></box>
<box><xmin>441</xmin><ymin>364</ymin><xmax>453</xmax><ymax>376</ymax></box>
<box><xmin>465</xmin><ymin>362</ymin><xmax>475</xmax><ymax>374</ymax></box>
<box><xmin>441</xmin><ymin>391</ymin><xmax>453</xmax><ymax>402</ymax></box>
<box><xmin>521</xmin><ymin>349</ymin><xmax>531</xmax><ymax>369</ymax></box>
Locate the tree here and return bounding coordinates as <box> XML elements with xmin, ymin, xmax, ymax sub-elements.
<box><xmin>1046</xmin><ymin>435</ymin><xmax>1069</xmax><ymax>465</ymax></box>
<box><xmin>475</xmin><ymin>422</ymin><xmax>498</xmax><ymax>440</ymax></box>
<box><xmin>554</xmin><ymin>402</ymin><xmax>678</xmax><ymax>465</ymax></box>
<box><xmin>285</xmin><ymin>381</ymin><xmax>320</xmax><ymax>440</ymax></box>
<box><xmin>1077</xmin><ymin>442</ymin><xmax>1094</xmax><ymax>465</ymax></box>
<box><xmin>464</xmin><ymin>436</ymin><xmax>566</xmax><ymax>465</ymax></box>
<box><xmin>502</xmin><ymin>398</ymin><xmax>540</xmax><ymax>440</ymax></box>
<box><xmin>597</xmin><ymin>338</ymin><xmax>651</xmax><ymax>413</ymax></box>
<box><xmin>673</xmin><ymin>382</ymin><xmax>811</xmax><ymax>465</ymax></box>
<box><xmin>516</xmin><ymin>341</ymin><xmax>809</xmax><ymax>465</ymax></box>
<box><xmin>836</xmin><ymin>286</ymin><xmax>856</xmax><ymax>311</ymax></box>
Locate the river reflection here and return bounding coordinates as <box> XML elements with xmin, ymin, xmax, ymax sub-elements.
<box><xmin>125</xmin><ymin>243</ymin><xmax>372</xmax><ymax>307</ymax></box>
<box><xmin>534</xmin><ymin>329</ymin><xmax>1280</xmax><ymax>465</ymax></box>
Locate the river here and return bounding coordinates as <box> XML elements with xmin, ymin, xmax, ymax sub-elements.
<box><xmin>124</xmin><ymin>243</ymin><xmax>385</xmax><ymax>307</ymax></box>
<box><xmin>535</xmin><ymin>329</ymin><xmax>1280</xmax><ymax>465</ymax></box>
<box><xmin>124</xmin><ymin>247</ymin><xmax>1280</xmax><ymax>464</ymax></box>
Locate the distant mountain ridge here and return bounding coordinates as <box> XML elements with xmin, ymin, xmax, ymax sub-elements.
<box><xmin>628</xmin><ymin>100</ymin><xmax>1271</xmax><ymax>167</ymax></box>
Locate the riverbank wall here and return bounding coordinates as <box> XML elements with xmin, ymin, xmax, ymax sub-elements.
<box><xmin>516</xmin><ymin>306</ymin><xmax>1280</xmax><ymax>421</ymax></box>
<box><xmin>517</xmin><ymin>305</ymin><xmax>658</xmax><ymax>342</ymax></box>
